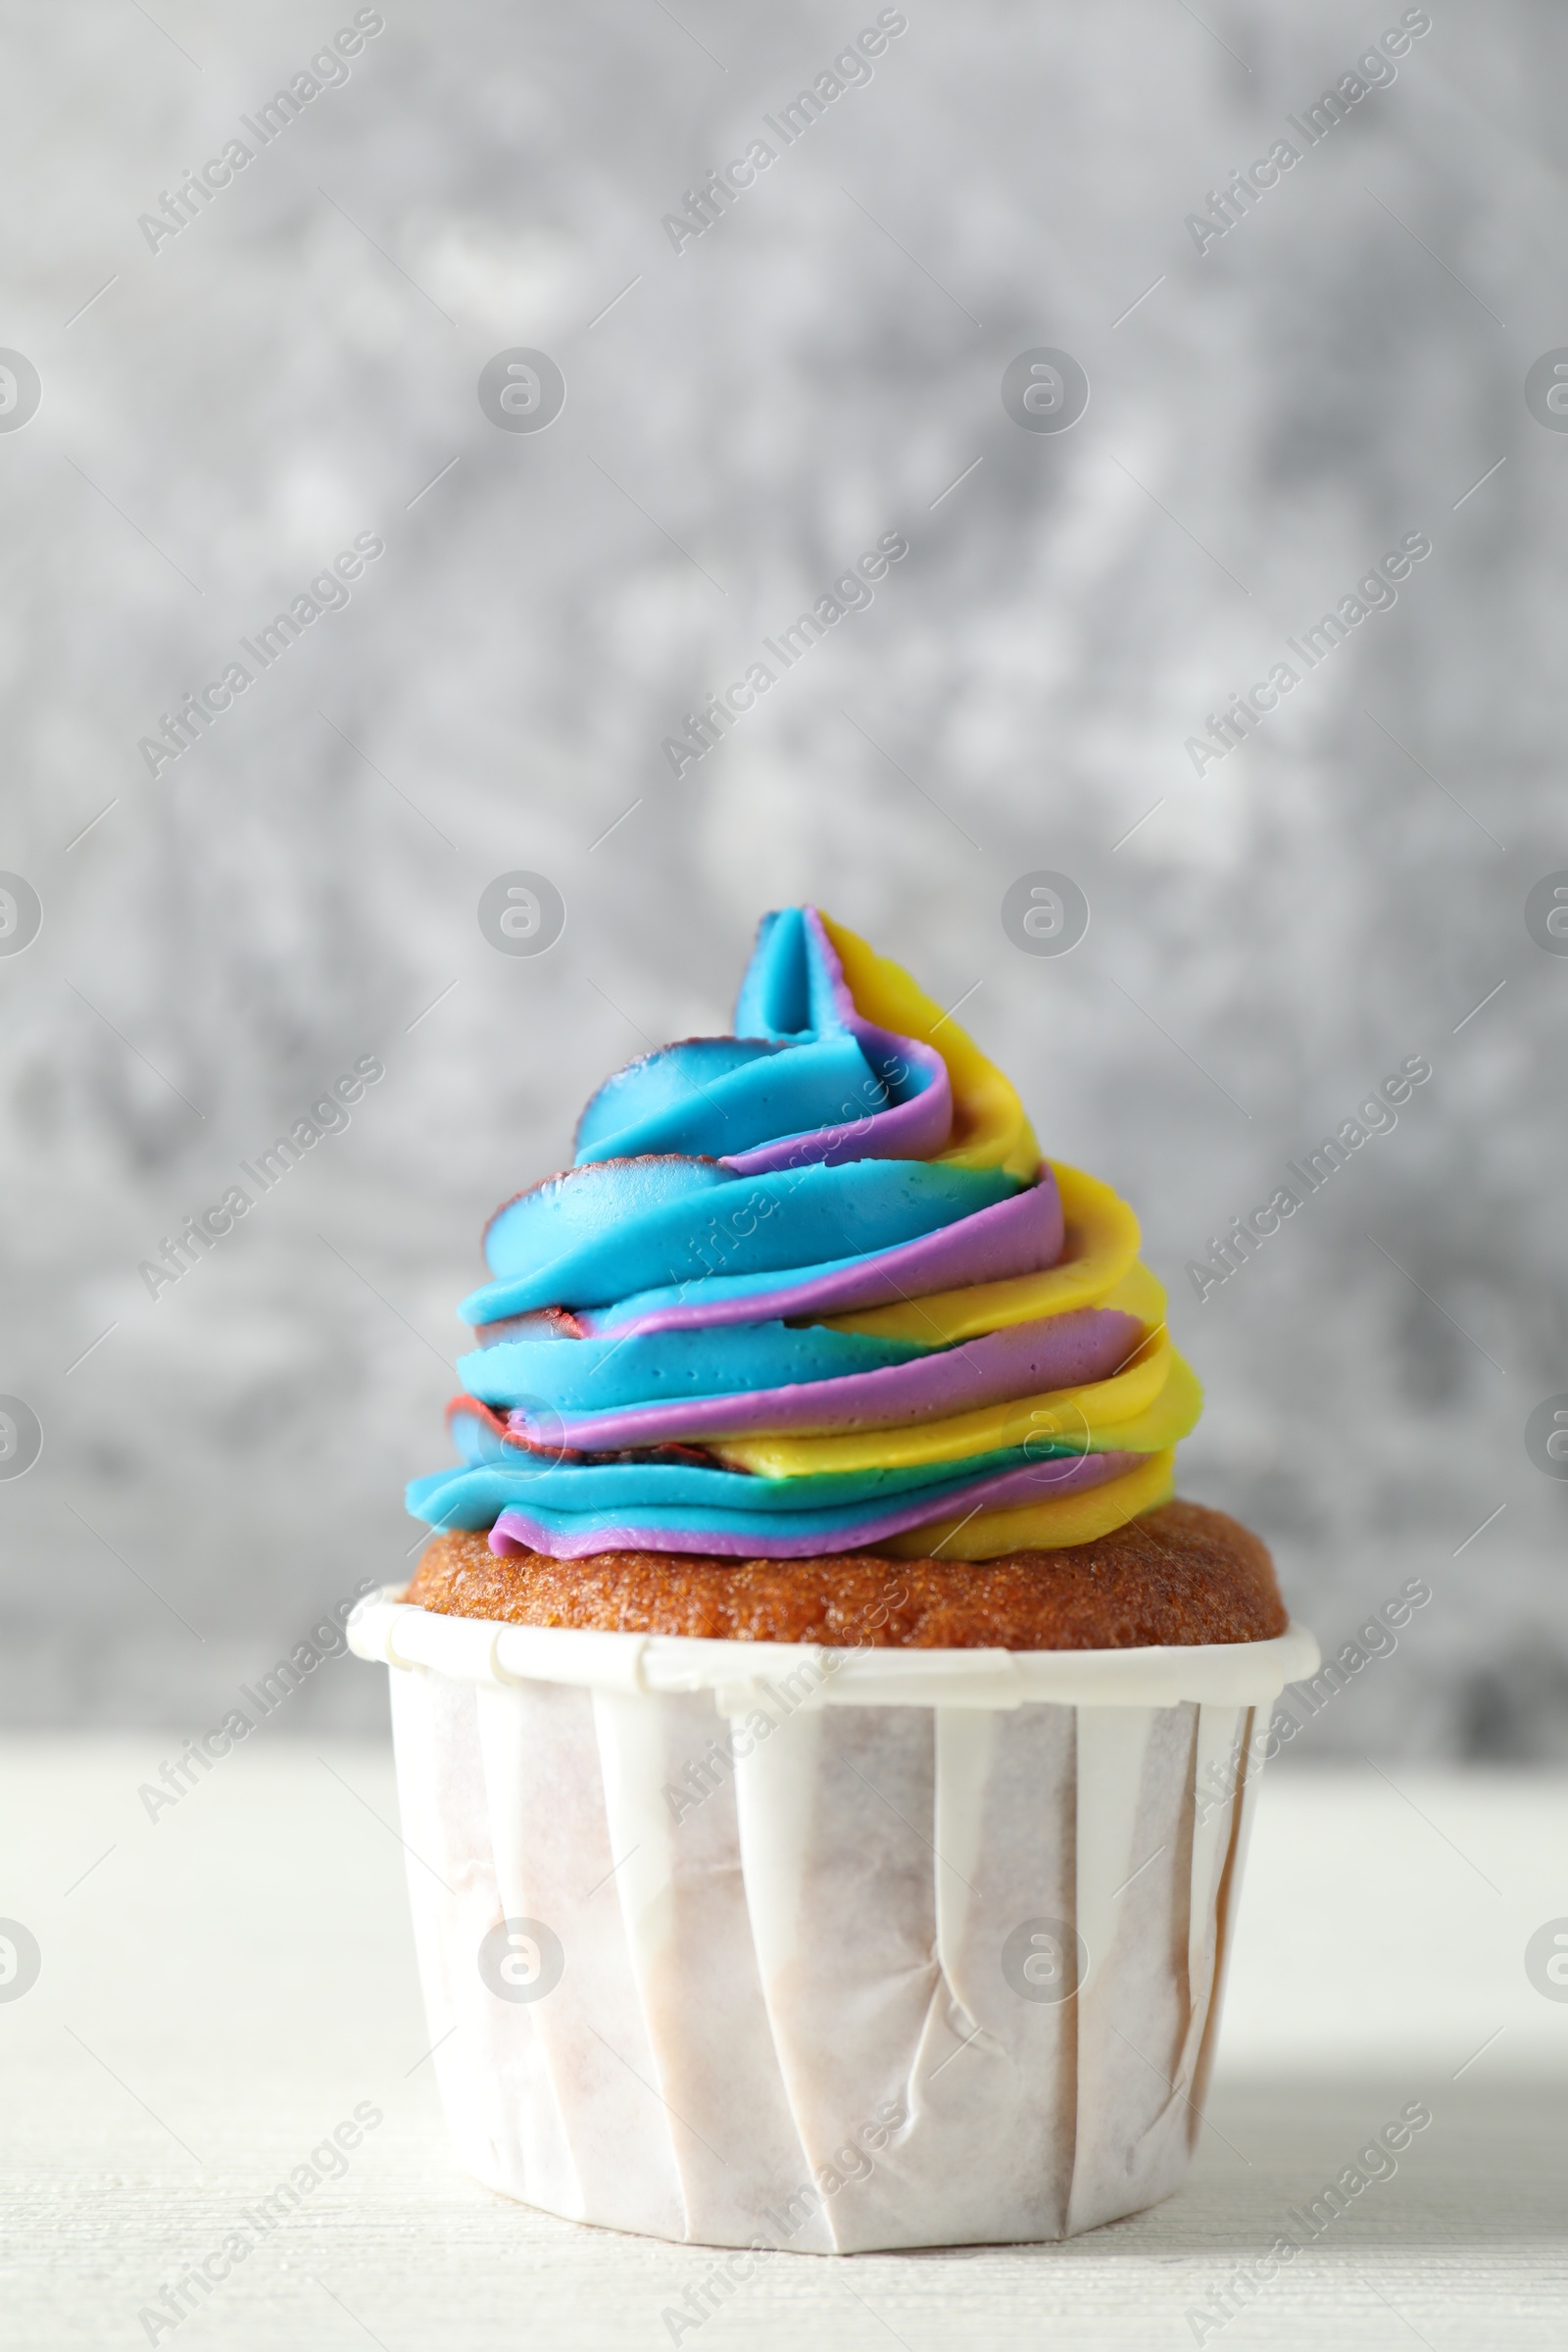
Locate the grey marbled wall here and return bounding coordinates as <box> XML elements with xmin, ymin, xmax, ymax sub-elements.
<box><xmin>1</xmin><ymin>0</ymin><xmax>1563</xmax><ymax>1751</ymax></box>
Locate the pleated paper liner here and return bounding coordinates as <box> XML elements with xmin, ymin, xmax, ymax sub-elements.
<box><xmin>351</xmin><ymin>1591</ymin><xmax>1317</xmax><ymax>2252</ymax></box>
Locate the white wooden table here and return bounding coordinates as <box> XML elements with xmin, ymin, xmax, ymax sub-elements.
<box><xmin>4</xmin><ymin>1740</ymin><xmax>1564</xmax><ymax>2348</ymax></box>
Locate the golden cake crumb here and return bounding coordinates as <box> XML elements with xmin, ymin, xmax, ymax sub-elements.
<box><xmin>403</xmin><ymin>1498</ymin><xmax>1287</xmax><ymax>1649</ymax></box>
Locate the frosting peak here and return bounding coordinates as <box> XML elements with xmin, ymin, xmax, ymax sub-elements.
<box><xmin>410</xmin><ymin>906</ymin><xmax>1200</xmax><ymax>1561</ymax></box>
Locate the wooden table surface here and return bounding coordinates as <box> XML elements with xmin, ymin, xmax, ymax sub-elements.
<box><xmin>4</xmin><ymin>1739</ymin><xmax>1564</xmax><ymax>2349</ymax></box>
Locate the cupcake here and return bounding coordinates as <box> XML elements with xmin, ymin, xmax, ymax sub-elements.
<box><xmin>351</xmin><ymin>905</ymin><xmax>1316</xmax><ymax>2251</ymax></box>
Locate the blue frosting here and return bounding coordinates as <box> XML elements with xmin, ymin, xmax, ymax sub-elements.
<box><xmin>408</xmin><ymin>1448</ymin><xmax>1033</xmax><ymax>1534</ymax></box>
<box><xmin>458</xmin><ymin>1322</ymin><xmax>926</xmax><ymax>1413</ymax></box>
<box><xmin>530</xmin><ymin>1235</ymin><xmax>964</xmax><ymax>1337</ymax></box>
<box><xmin>463</xmin><ymin>1157</ymin><xmax>1015</xmax><ymax>1325</ymax></box>
<box><xmin>574</xmin><ymin>1032</ymin><xmax>880</xmax><ymax>1164</ymax></box>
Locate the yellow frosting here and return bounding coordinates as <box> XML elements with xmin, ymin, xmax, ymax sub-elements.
<box><xmin>713</xmin><ymin>1339</ymin><xmax>1201</xmax><ymax>1478</ymax></box>
<box><xmin>818</xmin><ymin>911</ymin><xmax>1042</xmax><ymax>1183</ymax></box>
<box><xmin>823</xmin><ymin>1161</ymin><xmax>1143</xmax><ymax>1342</ymax></box>
<box><xmin>875</xmin><ymin>1449</ymin><xmax>1178</xmax><ymax>1559</ymax></box>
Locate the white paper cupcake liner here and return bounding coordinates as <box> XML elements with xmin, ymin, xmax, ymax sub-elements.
<box><xmin>350</xmin><ymin>1589</ymin><xmax>1317</xmax><ymax>2252</ymax></box>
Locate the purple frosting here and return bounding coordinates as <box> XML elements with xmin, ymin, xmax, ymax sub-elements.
<box><xmin>489</xmin><ymin>1446</ymin><xmax>1145</xmax><ymax>1561</ymax></box>
<box><xmin>512</xmin><ymin>1305</ymin><xmax>1144</xmax><ymax>1451</ymax></box>
<box><xmin>580</xmin><ymin>1166</ymin><xmax>1065</xmax><ymax>1339</ymax></box>
<box><xmin>717</xmin><ymin>923</ymin><xmax>954</xmax><ymax>1171</ymax></box>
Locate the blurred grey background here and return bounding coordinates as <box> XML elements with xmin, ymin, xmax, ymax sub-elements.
<box><xmin>1</xmin><ymin>0</ymin><xmax>1562</xmax><ymax>1750</ymax></box>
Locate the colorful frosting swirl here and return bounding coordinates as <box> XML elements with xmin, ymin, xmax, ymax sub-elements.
<box><xmin>409</xmin><ymin>906</ymin><xmax>1201</xmax><ymax>1561</ymax></box>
